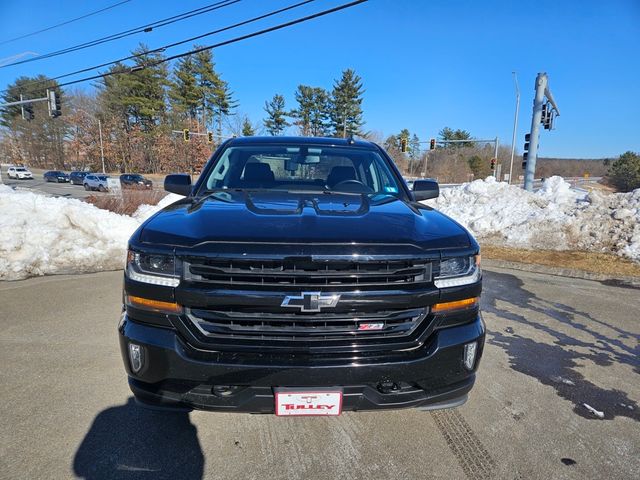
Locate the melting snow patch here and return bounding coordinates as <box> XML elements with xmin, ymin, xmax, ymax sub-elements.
<box><xmin>582</xmin><ymin>403</ymin><xmax>605</xmax><ymax>419</ymax></box>
<box><xmin>427</xmin><ymin>176</ymin><xmax>640</xmax><ymax>262</ymax></box>
<box><xmin>0</xmin><ymin>185</ymin><xmax>182</xmax><ymax>280</ymax></box>
<box><xmin>550</xmin><ymin>375</ymin><xmax>575</xmax><ymax>386</ymax></box>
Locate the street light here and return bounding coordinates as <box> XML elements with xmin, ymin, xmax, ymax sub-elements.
<box><xmin>509</xmin><ymin>71</ymin><xmax>520</xmax><ymax>184</ymax></box>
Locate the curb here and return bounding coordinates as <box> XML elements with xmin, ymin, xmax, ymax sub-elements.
<box><xmin>483</xmin><ymin>258</ymin><xmax>640</xmax><ymax>287</ymax></box>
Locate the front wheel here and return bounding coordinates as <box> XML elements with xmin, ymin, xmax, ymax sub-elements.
<box><xmin>98</xmin><ymin>185</ymin><xmax>107</xmax><ymax>192</ymax></box>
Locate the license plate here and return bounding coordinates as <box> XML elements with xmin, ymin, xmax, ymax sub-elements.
<box><xmin>275</xmin><ymin>389</ymin><xmax>343</xmax><ymax>416</ymax></box>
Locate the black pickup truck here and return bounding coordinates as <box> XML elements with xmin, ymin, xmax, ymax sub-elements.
<box><xmin>119</xmin><ymin>136</ymin><xmax>484</xmax><ymax>415</ymax></box>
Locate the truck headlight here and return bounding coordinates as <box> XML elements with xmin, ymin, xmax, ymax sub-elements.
<box><xmin>434</xmin><ymin>255</ymin><xmax>481</xmax><ymax>288</ymax></box>
<box><xmin>126</xmin><ymin>250</ymin><xmax>180</xmax><ymax>287</ymax></box>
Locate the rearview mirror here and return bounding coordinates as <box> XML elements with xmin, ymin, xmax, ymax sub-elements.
<box><xmin>412</xmin><ymin>179</ymin><xmax>439</xmax><ymax>201</ymax></box>
<box><xmin>164</xmin><ymin>174</ymin><xmax>192</xmax><ymax>196</ymax></box>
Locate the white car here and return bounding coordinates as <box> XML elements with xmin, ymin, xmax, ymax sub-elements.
<box><xmin>7</xmin><ymin>166</ymin><xmax>33</xmax><ymax>179</ymax></box>
<box><xmin>83</xmin><ymin>174</ymin><xmax>110</xmax><ymax>191</ymax></box>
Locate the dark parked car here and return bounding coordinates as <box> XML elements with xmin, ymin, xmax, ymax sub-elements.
<box><xmin>43</xmin><ymin>170</ymin><xmax>69</xmax><ymax>183</ymax></box>
<box><xmin>69</xmin><ymin>171</ymin><xmax>90</xmax><ymax>185</ymax></box>
<box><xmin>120</xmin><ymin>136</ymin><xmax>484</xmax><ymax>415</ymax></box>
<box><xmin>120</xmin><ymin>174</ymin><xmax>153</xmax><ymax>189</ymax></box>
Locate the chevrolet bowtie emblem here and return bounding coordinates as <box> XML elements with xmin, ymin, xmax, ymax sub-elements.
<box><xmin>281</xmin><ymin>292</ymin><xmax>341</xmax><ymax>312</ymax></box>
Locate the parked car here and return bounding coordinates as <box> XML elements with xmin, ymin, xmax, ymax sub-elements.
<box><xmin>120</xmin><ymin>173</ymin><xmax>153</xmax><ymax>189</ymax></box>
<box><xmin>83</xmin><ymin>174</ymin><xmax>110</xmax><ymax>191</ymax></box>
<box><xmin>69</xmin><ymin>171</ymin><xmax>90</xmax><ymax>185</ymax></box>
<box><xmin>7</xmin><ymin>166</ymin><xmax>33</xmax><ymax>179</ymax></box>
<box><xmin>120</xmin><ymin>136</ymin><xmax>484</xmax><ymax>415</ymax></box>
<box><xmin>43</xmin><ymin>170</ymin><xmax>70</xmax><ymax>183</ymax></box>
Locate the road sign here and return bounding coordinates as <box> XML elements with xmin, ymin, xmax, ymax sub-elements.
<box><xmin>107</xmin><ymin>178</ymin><xmax>121</xmax><ymax>196</ymax></box>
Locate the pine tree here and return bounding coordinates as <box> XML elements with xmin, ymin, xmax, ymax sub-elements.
<box><xmin>289</xmin><ymin>85</ymin><xmax>331</xmax><ymax>137</ymax></box>
<box><xmin>242</xmin><ymin>117</ymin><xmax>255</xmax><ymax>136</ymax></box>
<box><xmin>609</xmin><ymin>151</ymin><xmax>640</xmax><ymax>192</ymax></box>
<box><xmin>330</xmin><ymin>69</ymin><xmax>365</xmax><ymax>137</ymax></box>
<box><xmin>193</xmin><ymin>48</ymin><xmax>235</xmax><ymax>135</ymax></box>
<box><xmin>263</xmin><ymin>94</ymin><xmax>289</xmax><ymax>136</ymax></box>
<box><xmin>438</xmin><ymin>127</ymin><xmax>473</xmax><ymax>148</ymax></box>
<box><xmin>101</xmin><ymin>45</ymin><xmax>169</xmax><ymax>131</ymax></box>
<box><xmin>409</xmin><ymin>133</ymin><xmax>421</xmax><ymax>160</ymax></box>
<box><xmin>0</xmin><ymin>75</ymin><xmax>68</xmax><ymax>168</ymax></box>
<box><xmin>290</xmin><ymin>85</ymin><xmax>314</xmax><ymax>136</ymax></box>
<box><xmin>169</xmin><ymin>55</ymin><xmax>200</xmax><ymax>120</ymax></box>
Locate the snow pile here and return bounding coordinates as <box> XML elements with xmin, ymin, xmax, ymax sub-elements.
<box><xmin>0</xmin><ymin>185</ymin><xmax>181</xmax><ymax>280</ymax></box>
<box><xmin>429</xmin><ymin>176</ymin><xmax>640</xmax><ymax>261</ymax></box>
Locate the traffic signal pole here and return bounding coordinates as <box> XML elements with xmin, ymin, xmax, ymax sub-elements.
<box><xmin>524</xmin><ymin>72</ymin><xmax>560</xmax><ymax>191</ymax></box>
<box><xmin>524</xmin><ymin>74</ymin><xmax>546</xmax><ymax>191</ymax></box>
<box><xmin>0</xmin><ymin>89</ymin><xmax>61</xmax><ymax>118</ymax></box>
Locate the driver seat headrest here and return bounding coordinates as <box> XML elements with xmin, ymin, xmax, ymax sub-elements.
<box><xmin>327</xmin><ymin>166</ymin><xmax>356</xmax><ymax>187</ymax></box>
<box><xmin>242</xmin><ymin>162</ymin><xmax>275</xmax><ymax>187</ymax></box>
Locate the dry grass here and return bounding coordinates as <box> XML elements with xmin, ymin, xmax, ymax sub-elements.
<box><xmin>85</xmin><ymin>189</ymin><xmax>167</xmax><ymax>216</ymax></box>
<box><xmin>481</xmin><ymin>244</ymin><xmax>640</xmax><ymax>278</ymax></box>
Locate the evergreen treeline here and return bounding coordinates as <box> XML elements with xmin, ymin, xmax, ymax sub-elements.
<box><xmin>0</xmin><ymin>43</ymin><xmax>367</xmax><ymax>174</ymax></box>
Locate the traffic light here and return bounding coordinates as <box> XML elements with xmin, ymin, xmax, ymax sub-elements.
<box><xmin>429</xmin><ymin>138</ymin><xmax>436</xmax><ymax>150</ymax></box>
<box><xmin>47</xmin><ymin>89</ymin><xmax>61</xmax><ymax>118</ymax></box>
<box><xmin>21</xmin><ymin>103</ymin><xmax>34</xmax><ymax>121</ymax></box>
<box><xmin>522</xmin><ymin>133</ymin><xmax>530</xmax><ymax>169</ymax></box>
<box><xmin>540</xmin><ymin>103</ymin><xmax>548</xmax><ymax>125</ymax></box>
<box><xmin>490</xmin><ymin>158</ymin><xmax>496</xmax><ymax>170</ymax></box>
<box><xmin>400</xmin><ymin>137</ymin><xmax>407</xmax><ymax>153</ymax></box>
<box><xmin>207</xmin><ymin>131</ymin><xmax>213</xmax><ymax>144</ymax></box>
<box><xmin>183</xmin><ymin>129</ymin><xmax>190</xmax><ymax>142</ymax></box>
<box><xmin>544</xmin><ymin>109</ymin><xmax>554</xmax><ymax>130</ymax></box>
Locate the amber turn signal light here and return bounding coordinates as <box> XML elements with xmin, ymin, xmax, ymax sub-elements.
<box><xmin>125</xmin><ymin>294</ymin><xmax>182</xmax><ymax>314</ymax></box>
<box><xmin>431</xmin><ymin>297</ymin><xmax>479</xmax><ymax>313</ymax></box>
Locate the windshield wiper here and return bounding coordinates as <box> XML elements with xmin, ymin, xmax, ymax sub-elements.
<box><xmin>188</xmin><ymin>190</ymin><xmax>236</xmax><ymax>210</ymax></box>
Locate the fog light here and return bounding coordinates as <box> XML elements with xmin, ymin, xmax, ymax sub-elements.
<box><xmin>463</xmin><ymin>342</ymin><xmax>477</xmax><ymax>370</ymax></box>
<box><xmin>129</xmin><ymin>343</ymin><xmax>144</xmax><ymax>373</ymax></box>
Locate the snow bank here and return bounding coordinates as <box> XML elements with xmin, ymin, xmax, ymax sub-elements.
<box><xmin>429</xmin><ymin>176</ymin><xmax>640</xmax><ymax>261</ymax></box>
<box><xmin>0</xmin><ymin>185</ymin><xmax>182</xmax><ymax>280</ymax></box>
<box><xmin>2</xmin><ymin>175</ymin><xmax>639</xmax><ymax>281</ymax></box>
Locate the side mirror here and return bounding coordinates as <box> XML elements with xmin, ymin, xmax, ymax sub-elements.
<box><xmin>164</xmin><ymin>174</ymin><xmax>192</xmax><ymax>196</ymax></box>
<box><xmin>412</xmin><ymin>179</ymin><xmax>439</xmax><ymax>201</ymax></box>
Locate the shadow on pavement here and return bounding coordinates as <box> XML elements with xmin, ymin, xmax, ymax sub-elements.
<box><xmin>73</xmin><ymin>397</ymin><xmax>204</xmax><ymax>479</ymax></box>
<box><xmin>482</xmin><ymin>270</ymin><xmax>639</xmax><ymax>422</ymax></box>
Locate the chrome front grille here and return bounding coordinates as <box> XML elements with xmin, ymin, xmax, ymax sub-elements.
<box><xmin>184</xmin><ymin>257</ymin><xmax>432</xmax><ymax>288</ymax></box>
<box><xmin>186</xmin><ymin>307</ymin><xmax>429</xmax><ymax>343</ymax></box>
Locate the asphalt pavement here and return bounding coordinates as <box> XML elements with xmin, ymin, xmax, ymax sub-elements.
<box><xmin>0</xmin><ymin>267</ymin><xmax>638</xmax><ymax>479</ymax></box>
<box><xmin>1</xmin><ymin>167</ymin><xmax>98</xmax><ymax>199</ymax></box>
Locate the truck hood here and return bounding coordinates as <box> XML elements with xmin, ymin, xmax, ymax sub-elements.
<box><xmin>137</xmin><ymin>191</ymin><xmax>471</xmax><ymax>251</ymax></box>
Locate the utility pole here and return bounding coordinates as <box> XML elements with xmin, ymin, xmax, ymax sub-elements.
<box><xmin>509</xmin><ymin>72</ymin><xmax>520</xmax><ymax>184</ymax></box>
<box><xmin>493</xmin><ymin>137</ymin><xmax>499</xmax><ymax>178</ymax></box>
<box><xmin>98</xmin><ymin>119</ymin><xmax>106</xmax><ymax>174</ymax></box>
<box><xmin>524</xmin><ymin>72</ymin><xmax>560</xmax><ymax>191</ymax></box>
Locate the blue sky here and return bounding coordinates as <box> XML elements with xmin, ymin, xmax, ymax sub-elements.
<box><xmin>1</xmin><ymin>0</ymin><xmax>638</xmax><ymax>158</ymax></box>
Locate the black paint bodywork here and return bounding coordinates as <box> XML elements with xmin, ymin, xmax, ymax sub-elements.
<box><xmin>119</xmin><ymin>136</ymin><xmax>485</xmax><ymax>413</ymax></box>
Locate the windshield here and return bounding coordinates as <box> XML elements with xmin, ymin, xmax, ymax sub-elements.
<box><xmin>130</xmin><ymin>175</ymin><xmax>144</xmax><ymax>181</ymax></box>
<box><xmin>199</xmin><ymin>144</ymin><xmax>401</xmax><ymax>196</ymax></box>
<box><xmin>97</xmin><ymin>175</ymin><xmax>108</xmax><ymax>180</ymax></box>
<box><xmin>16</xmin><ymin>167</ymin><xmax>27</xmax><ymax>171</ymax></box>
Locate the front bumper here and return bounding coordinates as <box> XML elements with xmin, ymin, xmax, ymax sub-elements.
<box><xmin>118</xmin><ymin>313</ymin><xmax>485</xmax><ymax>413</ymax></box>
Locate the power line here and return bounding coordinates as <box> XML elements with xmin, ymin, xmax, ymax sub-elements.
<box><xmin>1</xmin><ymin>0</ymin><xmax>317</xmax><ymax>95</ymax></box>
<box><xmin>0</xmin><ymin>0</ymin><xmax>241</xmax><ymax>69</ymax></box>
<box><xmin>0</xmin><ymin>0</ymin><xmax>132</xmax><ymax>47</ymax></box>
<box><xmin>56</xmin><ymin>0</ymin><xmax>367</xmax><ymax>89</ymax></box>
